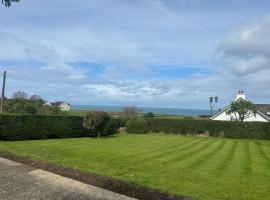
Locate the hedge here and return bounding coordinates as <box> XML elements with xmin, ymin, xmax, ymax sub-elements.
<box><xmin>126</xmin><ymin>119</ymin><xmax>150</xmax><ymax>134</ymax></box>
<box><xmin>0</xmin><ymin>114</ymin><xmax>87</xmax><ymax>141</ymax></box>
<box><xmin>0</xmin><ymin>114</ymin><xmax>129</xmax><ymax>141</ymax></box>
<box><xmin>146</xmin><ymin>118</ymin><xmax>270</xmax><ymax>140</ymax></box>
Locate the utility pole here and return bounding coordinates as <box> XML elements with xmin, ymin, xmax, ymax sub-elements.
<box><xmin>0</xmin><ymin>70</ymin><xmax>6</xmax><ymax>113</ymax></box>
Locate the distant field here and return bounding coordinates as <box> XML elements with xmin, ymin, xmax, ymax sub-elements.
<box><xmin>63</xmin><ymin>110</ymin><xmax>207</xmax><ymax>120</ymax></box>
<box><xmin>0</xmin><ymin>134</ymin><xmax>269</xmax><ymax>200</ymax></box>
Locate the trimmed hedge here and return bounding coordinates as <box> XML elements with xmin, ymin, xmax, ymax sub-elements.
<box><xmin>126</xmin><ymin>119</ymin><xmax>150</xmax><ymax>134</ymax></box>
<box><xmin>0</xmin><ymin>114</ymin><xmax>129</xmax><ymax>141</ymax></box>
<box><xmin>147</xmin><ymin>118</ymin><xmax>270</xmax><ymax>140</ymax></box>
<box><xmin>0</xmin><ymin>114</ymin><xmax>87</xmax><ymax>141</ymax></box>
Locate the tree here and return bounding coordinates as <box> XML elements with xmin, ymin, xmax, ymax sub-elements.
<box><xmin>209</xmin><ymin>96</ymin><xmax>218</xmax><ymax>116</ymax></box>
<box><xmin>30</xmin><ymin>94</ymin><xmax>44</xmax><ymax>103</ymax></box>
<box><xmin>226</xmin><ymin>99</ymin><xmax>256</xmax><ymax>121</ymax></box>
<box><xmin>122</xmin><ymin>106</ymin><xmax>138</xmax><ymax>118</ymax></box>
<box><xmin>12</xmin><ymin>91</ymin><xmax>28</xmax><ymax>100</ymax></box>
<box><xmin>2</xmin><ymin>0</ymin><xmax>19</xmax><ymax>7</ymax></box>
<box><xmin>83</xmin><ymin>111</ymin><xmax>111</xmax><ymax>138</ymax></box>
<box><xmin>24</xmin><ymin>104</ymin><xmax>37</xmax><ymax>114</ymax></box>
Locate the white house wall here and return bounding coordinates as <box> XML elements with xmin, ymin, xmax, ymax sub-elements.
<box><xmin>212</xmin><ymin>109</ymin><xmax>269</xmax><ymax>122</ymax></box>
<box><xmin>59</xmin><ymin>103</ymin><xmax>70</xmax><ymax>111</ymax></box>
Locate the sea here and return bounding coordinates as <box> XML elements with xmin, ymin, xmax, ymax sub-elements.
<box><xmin>72</xmin><ymin>105</ymin><xmax>214</xmax><ymax>117</ymax></box>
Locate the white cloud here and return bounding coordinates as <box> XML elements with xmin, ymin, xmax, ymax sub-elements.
<box><xmin>216</xmin><ymin>15</ymin><xmax>270</xmax><ymax>76</ymax></box>
<box><xmin>1</xmin><ymin>0</ymin><xmax>270</xmax><ymax>107</ymax></box>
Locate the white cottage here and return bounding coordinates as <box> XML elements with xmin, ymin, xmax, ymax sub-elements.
<box><xmin>56</xmin><ymin>102</ymin><xmax>71</xmax><ymax>111</ymax></box>
<box><xmin>210</xmin><ymin>91</ymin><xmax>270</xmax><ymax>122</ymax></box>
<box><xmin>49</xmin><ymin>101</ymin><xmax>71</xmax><ymax>111</ymax></box>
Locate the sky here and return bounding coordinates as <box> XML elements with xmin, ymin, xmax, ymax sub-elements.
<box><xmin>0</xmin><ymin>0</ymin><xmax>270</xmax><ymax>109</ymax></box>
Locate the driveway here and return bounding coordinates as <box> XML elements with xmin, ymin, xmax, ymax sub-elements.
<box><xmin>0</xmin><ymin>157</ymin><xmax>136</xmax><ymax>200</ymax></box>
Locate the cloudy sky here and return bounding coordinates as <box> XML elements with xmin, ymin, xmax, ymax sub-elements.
<box><xmin>0</xmin><ymin>0</ymin><xmax>270</xmax><ymax>109</ymax></box>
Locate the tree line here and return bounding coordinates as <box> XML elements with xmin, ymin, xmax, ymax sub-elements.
<box><xmin>3</xmin><ymin>91</ymin><xmax>61</xmax><ymax>115</ymax></box>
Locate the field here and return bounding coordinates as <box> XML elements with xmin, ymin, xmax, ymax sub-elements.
<box><xmin>62</xmin><ymin>109</ymin><xmax>206</xmax><ymax>120</ymax></box>
<box><xmin>0</xmin><ymin>133</ymin><xmax>270</xmax><ymax>200</ymax></box>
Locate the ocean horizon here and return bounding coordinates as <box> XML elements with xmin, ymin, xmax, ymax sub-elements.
<box><xmin>72</xmin><ymin>105</ymin><xmax>216</xmax><ymax>116</ymax></box>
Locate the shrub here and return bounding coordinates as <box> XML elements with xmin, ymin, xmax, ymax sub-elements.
<box><xmin>144</xmin><ymin>112</ymin><xmax>154</xmax><ymax>118</ymax></box>
<box><xmin>104</xmin><ymin>120</ymin><xmax>118</xmax><ymax>136</ymax></box>
<box><xmin>126</xmin><ymin>119</ymin><xmax>150</xmax><ymax>134</ymax></box>
<box><xmin>111</xmin><ymin>118</ymin><xmax>128</xmax><ymax>128</ymax></box>
<box><xmin>83</xmin><ymin>111</ymin><xmax>111</xmax><ymax>137</ymax></box>
<box><xmin>146</xmin><ymin>118</ymin><xmax>270</xmax><ymax>139</ymax></box>
<box><xmin>0</xmin><ymin>114</ymin><xmax>86</xmax><ymax>141</ymax></box>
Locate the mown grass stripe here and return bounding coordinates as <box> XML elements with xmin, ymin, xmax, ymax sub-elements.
<box><xmin>80</xmin><ymin>134</ymin><xmax>179</xmax><ymax>159</ymax></box>
<box><xmin>163</xmin><ymin>138</ymin><xmax>217</xmax><ymax>165</ymax></box>
<box><xmin>242</xmin><ymin>141</ymin><xmax>252</xmax><ymax>176</ymax></box>
<box><xmin>253</xmin><ymin>140</ymin><xmax>270</xmax><ymax>172</ymax></box>
<box><xmin>216</xmin><ymin>140</ymin><xmax>237</xmax><ymax>174</ymax></box>
<box><xmin>127</xmin><ymin>136</ymin><xmax>196</xmax><ymax>159</ymax></box>
<box><xmin>185</xmin><ymin>139</ymin><xmax>227</xmax><ymax>170</ymax></box>
<box><xmin>137</xmin><ymin>137</ymin><xmax>204</xmax><ymax>162</ymax></box>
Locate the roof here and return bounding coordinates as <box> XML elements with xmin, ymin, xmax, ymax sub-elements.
<box><xmin>51</xmin><ymin>101</ymin><xmax>70</xmax><ymax>106</ymax></box>
<box><xmin>210</xmin><ymin>98</ymin><xmax>270</xmax><ymax>122</ymax></box>
<box><xmin>254</xmin><ymin>104</ymin><xmax>270</xmax><ymax>116</ymax></box>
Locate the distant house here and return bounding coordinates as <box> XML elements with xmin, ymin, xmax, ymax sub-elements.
<box><xmin>43</xmin><ymin>102</ymin><xmax>52</xmax><ymax>107</ymax></box>
<box><xmin>43</xmin><ymin>101</ymin><xmax>71</xmax><ymax>111</ymax></box>
<box><xmin>52</xmin><ymin>101</ymin><xmax>71</xmax><ymax>111</ymax></box>
<box><xmin>210</xmin><ymin>91</ymin><xmax>270</xmax><ymax>122</ymax></box>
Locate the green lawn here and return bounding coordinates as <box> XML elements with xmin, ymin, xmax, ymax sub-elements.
<box><xmin>0</xmin><ymin>134</ymin><xmax>270</xmax><ymax>200</ymax></box>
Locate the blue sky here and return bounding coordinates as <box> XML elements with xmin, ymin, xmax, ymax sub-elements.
<box><xmin>0</xmin><ymin>0</ymin><xmax>270</xmax><ymax>109</ymax></box>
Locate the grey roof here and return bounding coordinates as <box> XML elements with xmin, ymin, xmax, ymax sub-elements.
<box><xmin>254</xmin><ymin>104</ymin><xmax>270</xmax><ymax>116</ymax></box>
<box><xmin>51</xmin><ymin>101</ymin><xmax>70</xmax><ymax>106</ymax></box>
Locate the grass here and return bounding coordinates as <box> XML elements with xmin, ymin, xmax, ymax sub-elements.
<box><xmin>0</xmin><ymin>133</ymin><xmax>270</xmax><ymax>200</ymax></box>
<box><xmin>62</xmin><ymin>109</ymin><xmax>207</xmax><ymax>120</ymax></box>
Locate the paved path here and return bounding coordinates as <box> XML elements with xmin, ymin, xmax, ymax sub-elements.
<box><xmin>0</xmin><ymin>157</ymin><xmax>136</xmax><ymax>200</ymax></box>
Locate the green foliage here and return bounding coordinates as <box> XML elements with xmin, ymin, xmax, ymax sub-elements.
<box><xmin>144</xmin><ymin>112</ymin><xmax>154</xmax><ymax>118</ymax></box>
<box><xmin>12</xmin><ymin>91</ymin><xmax>28</xmax><ymax>99</ymax></box>
<box><xmin>146</xmin><ymin>118</ymin><xmax>270</xmax><ymax>139</ymax></box>
<box><xmin>104</xmin><ymin>120</ymin><xmax>118</xmax><ymax>136</ymax></box>
<box><xmin>3</xmin><ymin>98</ymin><xmax>44</xmax><ymax>114</ymax></box>
<box><xmin>126</xmin><ymin>119</ymin><xmax>150</xmax><ymax>134</ymax></box>
<box><xmin>226</xmin><ymin>99</ymin><xmax>256</xmax><ymax>121</ymax></box>
<box><xmin>24</xmin><ymin>104</ymin><xmax>37</xmax><ymax>114</ymax></box>
<box><xmin>3</xmin><ymin>91</ymin><xmax>62</xmax><ymax>115</ymax></box>
<box><xmin>111</xmin><ymin>118</ymin><xmax>128</xmax><ymax>128</ymax></box>
<box><xmin>0</xmin><ymin>114</ymin><xmax>86</xmax><ymax>141</ymax></box>
<box><xmin>83</xmin><ymin>111</ymin><xmax>112</xmax><ymax>137</ymax></box>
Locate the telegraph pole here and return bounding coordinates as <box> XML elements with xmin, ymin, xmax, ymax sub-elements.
<box><xmin>0</xmin><ymin>70</ymin><xmax>7</xmax><ymax>113</ymax></box>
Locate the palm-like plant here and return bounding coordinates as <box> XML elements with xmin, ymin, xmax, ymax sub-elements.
<box><xmin>209</xmin><ymin>96</ymin><xmax>218</xmax><ymax>116</ymax></box>
<box><xmin>2</xmin><ymin>0</ymin><xmax>19</xmax><ymax>7</ymax></box>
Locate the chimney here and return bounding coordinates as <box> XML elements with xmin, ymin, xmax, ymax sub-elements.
<box><xmin>235</xmin><ymin>90</ymin><xmax>246</xmax><ymax>101</ymax></box>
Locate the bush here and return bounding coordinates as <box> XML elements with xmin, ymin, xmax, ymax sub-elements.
<box><xmin>83</xmin><ymin>111</ymin><xmax>111</xmax><ymax>137</ymax></box>
<box><xmin>104</xmin><ymin>121</ymin><xmax>118</xmax><ymax>136</ymax></box>
<box><xmin>126</xmin><ymin>119</ymin><xmax>150</xmax><ymax>134</ymax></box>
<box><xmin>111</xmin><ymin>118</ymin><xmax>128</xmax><ymax>128</ymax></box>
<box><xmin>144</xmin><ymin>112</ymin><xmax>154</xmax><ymax>118</ymax></box>
<box><xmin>0</xmin><ymin>114</ymin><xmax>86</xmax><ymax>141</ymax></box>
<box><xmin>146</xmin><ymin>118</ymin><xmax>270</xmax><ymax>139</ymax></box>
